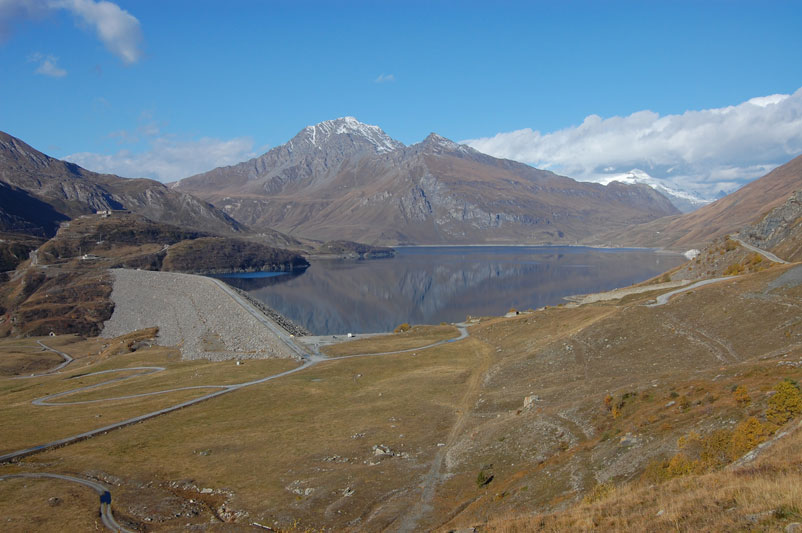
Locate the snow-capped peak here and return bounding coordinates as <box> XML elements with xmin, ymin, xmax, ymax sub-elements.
<box><xmin>597</xmin><ymin>169</ymin><xmax>713</xmax><ymax>213</ymax></box>
<box><xmin>299</xmin><ymin>117</ymin><xmax>403</xmax><ymax>153</ymax></box>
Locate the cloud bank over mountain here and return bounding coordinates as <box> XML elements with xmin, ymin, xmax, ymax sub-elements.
<box><xmin>65</xmin><ymin>88</ymin><xmax>802</xmax><ymax>190</ymax></box>
<box><xmin>464</xmin><ymin>87</ymin><xmax>802</xmax><ymax>197</ymax></box>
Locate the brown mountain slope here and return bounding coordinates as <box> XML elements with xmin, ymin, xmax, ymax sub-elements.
<box><xmin>0</xmin><ymin>131</ymin><xmax>244</xmax><ymax>236</ymax></box>
<box><xmin>599</xmin><ymin>153</ymin><xmax>802</xmax><ymax>249</ymax></box>
<box><xmin>174</xmin><ymin>118</ymin><xmax>679</xmax><ymax>245</ymax></box>
<box><xmin>0</xmin><ymin>212</ymin><xmax>310</xmax><ymax>337</ymax></box>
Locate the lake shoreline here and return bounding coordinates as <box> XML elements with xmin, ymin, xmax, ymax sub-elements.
<box><xmin>392</xmin><ymin>243</ymin><xmax>685</xmax><ymax>254</ymax></box>
<box><xmin>219</xmin><ymin>246</ymin><xmax>687</xmax><ymax>335</ymax></box>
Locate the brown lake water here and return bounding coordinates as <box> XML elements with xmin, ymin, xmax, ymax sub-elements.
<box><xmin>215</xmin><ymin>246</ymin><xmax>687</xmax><ymax>335</ymax></box>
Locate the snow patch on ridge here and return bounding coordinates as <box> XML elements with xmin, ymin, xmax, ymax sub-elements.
<box><xmin>303</xmin><ymin>116</ymin><xmax>403</xmax><ymax>153</ymax></box>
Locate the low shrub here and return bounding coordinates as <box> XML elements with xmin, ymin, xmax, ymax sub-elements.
<box><xmin>766</xmin><ymin>379</ymin><xmax>802</xmax><ymax>425</ymax></box>
<box><xmin>733</xmin><ymin>385</ymin><xmax>751</xmax><ymax>407</ymax></box>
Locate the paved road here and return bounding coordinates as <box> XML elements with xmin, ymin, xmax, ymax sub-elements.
<box><xmin>325</xmin><ymin>324</ymin><xmax>469</xmax><ymax>361</ymax></box>
<box><xmin>30</xmin><ymin>366</ymin><xmax>231</xmax><ymax>406</ymax></box>
<box><xmin>0</xmin><ymin>472</ymin><xmax>133</xmax><ymax>532</ymax></box>
<box><xmin>644</xmin><ymin>236</ymin><xmax>795</xmax><ymax>308</ymax></box>
<box><xmin>645</xmin><ymin>277</ymin><xmax>734</xmax><ymax>307</ymax></box>
<box><xmin>21</xmin><ymin>341</ymin><xmax>75</xmax><ymax>379</ymax></box>
<box><xmin>36</xmin><ymin>341</ymin><xmax>75</xmax><ymax>373</ymax></box>
<box><xmin>730</xmin><ymin>235</ymin><xmax>789</xmax><ymax>264</ymax></box>
<box><xmin>13</xmin><ymin>341</ymin><xmax>75</xmax><ymax>379</ymax></box>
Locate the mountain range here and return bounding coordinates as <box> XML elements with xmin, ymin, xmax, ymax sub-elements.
<box><xmin>3</xmin><ymin>120</ymin><xmax>801</xmax><ymax>253</ymax></box>
<box><xmin>172</xmin><ymin>117</ymin><xmax>680</xmax><ymax>245</ymax></box>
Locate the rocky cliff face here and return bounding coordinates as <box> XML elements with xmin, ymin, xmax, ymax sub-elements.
<box><xmin>738</xmin><ymin>189</ymin><xmax>802</xmax><ymax>261</ymax></box>
<box><xmin>0</xmin><ymin>131</ymin><xmax>244</xmax><ymax>236</ymax></box>
<box><xmin>174</xmin><ymin>118</ymin><xmax>679</xmax><ymax>245</ymax></box>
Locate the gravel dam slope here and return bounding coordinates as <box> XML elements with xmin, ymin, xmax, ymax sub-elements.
<box><xmin>102</xmin><ymin>269</ymin><xmax>297</xmax><ymax>361</ymax></box>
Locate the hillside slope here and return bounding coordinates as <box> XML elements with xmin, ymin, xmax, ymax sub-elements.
<box><xmin>0</xmin><ymin>212</ymin><xmax>309</xmax><ymax>337</ymax></box>
<box><xmin>0</xmin><ymin>131</ymin><xmax>244</xmax><ymax>236</ymax></box>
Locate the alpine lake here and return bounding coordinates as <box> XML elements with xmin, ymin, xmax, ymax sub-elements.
<box><xmin>213</xmin><ymin>246</ymin><xmax>688</xmax><ymax>335</ymax></box>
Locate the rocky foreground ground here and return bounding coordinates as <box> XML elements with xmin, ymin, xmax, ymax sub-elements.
<box><xmin>101</xmin><ymin>269</ymin><xmax>297</xmax><ymax>361</ymax></box>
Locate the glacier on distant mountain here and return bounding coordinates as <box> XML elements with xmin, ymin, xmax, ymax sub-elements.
<box><xmin>595</xmin><ymin>169</ymin><xmax>712</xmax><ymax>213</ymax></box>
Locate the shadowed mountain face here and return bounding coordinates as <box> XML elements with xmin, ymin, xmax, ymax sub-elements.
<box><xmin>0</xmin><ymin>182</ymin><xmax>69</xmax><ymax>236</ymax></box>
<box><xmin>0</xmin><ymin>131</ymin><xmax>244</xmax><ymax>236</ymax></box>
<box><xmin>173</xmin><ymin>118</ymin><xmax>679</xmax><ymax>245</ymax></box>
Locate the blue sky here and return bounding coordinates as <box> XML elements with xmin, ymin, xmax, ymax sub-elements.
<box><xmin>1</xmin><ymin>0</ymin><xmax>801</xmax><ymax>196</ymax></box>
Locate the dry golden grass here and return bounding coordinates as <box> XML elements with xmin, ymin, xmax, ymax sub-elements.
<box><xmin>486</xmin><ymin>421</ymin><xmax>802</xmax><ymax>532</ymax></box>
<box><xmin>0</xmin><ymin>335</ymin><xmax>297</xmax><ymax>455</ymax></box>
<box><xmin>321</xmin><ymin>324</ymin><xmax>459</xmax><ymax>356</ymax></box>
<box><xmin>0</xmin><ymin>476</ymin><xmax>103</xmax><ymax>532</ymax></box>
<box><xmin>0</xmin><ymin>339</ymin><xmax>63</xmax><ymax>377</ymax></box>
<box><xmin>3</xmin><ymin>265</ymin><xmax>802</xmax><ymax>531</ymax></box>
<box><xmin>20</xmin><ymin>336</ymin><xmax>490</xmax><ymax>531</ymax></box>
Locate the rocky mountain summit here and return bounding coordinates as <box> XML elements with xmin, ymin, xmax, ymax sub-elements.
<box><xmin>174</xmin><ymin>118</ymin><xmax>680</xmax><ymax>245</ymax></box>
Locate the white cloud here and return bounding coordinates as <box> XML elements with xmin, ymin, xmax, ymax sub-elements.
<box><xmin>51</xmin><ymin>0</ymin><xmax>143</xmax><ymax>64</ymax></box>
<box><xmin>375</xmin><ymin>73</ymin><xmax>395</xmax><ymax>83</ymax></box>
<box><xmin>28</xmin><ymin>52</ymin><xmax>67</xmax><ymax>77</ymax></box>
<box><xmin>65</xmin><ymin>135</ymin><xmax>257</xmax><ymax>182</ymax></box>
<box><xmin>0</xmin><ymin>0</ymin><xmax>142</xmax><ymax>64</ymax></box>
<box><xmin>464</xmin><ymin>87</ymin><xmax>802</xmax><ymax>197</ymax></box>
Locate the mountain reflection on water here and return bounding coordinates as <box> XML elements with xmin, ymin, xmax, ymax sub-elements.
<box><xmin>215</xmin><ymin>246</ymin><xmax>686</xmax><ymax>335</ymax></box>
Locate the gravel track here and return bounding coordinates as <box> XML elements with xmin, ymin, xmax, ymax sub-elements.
<box><xmin>101</xmin><ymin>269</ymin><xmax>297</xmax><ymax>361</ymax></box>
